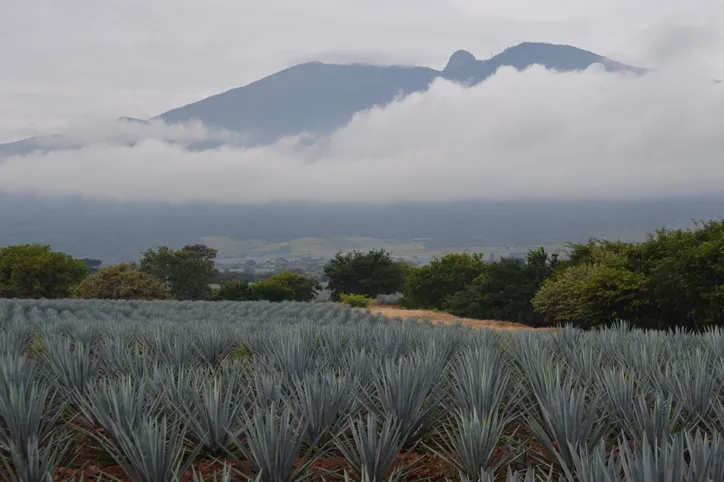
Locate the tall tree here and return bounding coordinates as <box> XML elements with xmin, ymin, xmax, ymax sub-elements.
<box><xmin>0</xmin><ymin>244</ymin><xmax>87</xmax><ymax>299</ymax></box>
<box><xmin>323</xmin><ymin>249</ymin><xmax>407</xmax><ymax>300</ymax></box>
<box><xmin>139</xmin><ymin>244</ymin><xmax>218</xmax><ymax>300</ymax></box>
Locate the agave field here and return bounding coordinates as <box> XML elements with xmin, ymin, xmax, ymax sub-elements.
<box><xmin>1</xmin><ymin>299</ymin><xmax>724</xmax><ymax>481</ymax></box>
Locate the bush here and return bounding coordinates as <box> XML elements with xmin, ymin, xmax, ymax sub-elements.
<box><xmin>0</xmin><ymin>244</ymin><xmax>88</xmax><ymax>299</ymax></box>
<box><xmin>213</xmin><ymin>280</ymin><xmax>253</xmax><ymax>301</ymax></box>
<box><xmin>376</xmin><ymin>293</ymin><xmax>404</xmax><ymax>305</ymax></box>
<box><xmin>339</xmin><ymin>293</ymin><xmax>372</xmax><ymax>308</ymax></box>
<box><xmin>267</xmin><ymin>272</ymin><xmax>321</xmax><ymax>302</ymax></box>
<box><xmin>72</xmin><ymin>263</ymin><xmax>170</xmax><ymax>300</ymax></box>
<box><xmin>249</xmin><ymin>281</ymin><xmax>295</xmax><ymax>302</ymax></box>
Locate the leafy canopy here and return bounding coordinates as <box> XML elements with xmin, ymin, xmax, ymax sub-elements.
<box><xmin>71</xmin><ymin>263</ymin><xmax>170</xmax><ymax>300</ymax></box>
<box><xmin>402</xmin><ymin>252</ymin><xmax>485</xmax><ymax>309</ymax></box>
<box><xmin>445</xmin><ymin>248</ymin><xmax>558</xmax><ymax>326</ymax></box>
<box><xmin>267</xmin><ymin>272</ymin><xmax>321</xmax><ymax>302</ymax></box>
<box><xmin>323</xmin><ymin>249</ymin><xmax>407</xmax><ymax>300</ymax></box>
<box><xmin>0</xmin><ymin>244</ymin><xmax>87</xmax><ymax>299</ymax></box>
<box><xmin>139</xmin><ymin>244</ymin><xmax>218</xmax><ymax>300</ymax></box>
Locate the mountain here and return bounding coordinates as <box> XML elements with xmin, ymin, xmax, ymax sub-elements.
<box><xmin>0</xmin><ymin>42</ymin><xmax>642</xmax><ymax>156</ymax></box>
<box><xmin>156</xmin><ymin>42</ymin><xmax>641</xmax><ymax>143</ymax></box>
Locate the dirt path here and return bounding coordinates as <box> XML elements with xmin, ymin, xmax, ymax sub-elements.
<box><xmin>365</xmin><ymin>304</ymin><xmax>552</xmax><ymax>331</ymax></box>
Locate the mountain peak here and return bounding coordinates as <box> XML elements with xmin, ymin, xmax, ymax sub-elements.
<box><xmin>444</xmin><ymin>50</ymin><xmax>477</xmax><ymax>71</ymax></box>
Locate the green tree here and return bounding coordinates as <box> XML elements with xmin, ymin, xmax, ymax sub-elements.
<box><xmin>248</xmin><ymin>281</ymin><xmax>294</xmax><ymax>302</ymax></box>
<box><xmin>139</xmin><ymin>244</ymin><xmax>218</xmax><ymax>300</ymax></box>
<box><xmin>71</xmin><ymin>263</ymin><xmax>170</xmax><ymax>300</ymax></box>
<box><xmin>213</xmin><ymin>280</ymin><xmax>253</xmax><ymax>301</ymax></box>
<box><xmin>402</xmin><ymin>253</ymin><xmax>485</xmax><ymax>309</ymax></box>
<box><xmin>532</xmin><ymin>250</ymin><xmax>646</xmax><ymax>328</ymax></box>
<box><xmin>445</xmin><ymin>248</ymin><xmax>558</xmax><ymax>326</ymax></box>
<box><xmin>532</xmin><ymin>221</ymin><xmax>724</xmax><ymax>330</ymax></box>
<box><xmin>323</xmin><ymin>249</ymin><xmax>407</xmax><ymax>300</ymax></box>
<box><xmin>0</xmin><ymin>244</ymin><xmax>88</xmax><ymax>299</ymax></box>
<box><xmin>267</xmin><ymin>271</ymin><xmax>321</xmax><ymax>302</ymax></box>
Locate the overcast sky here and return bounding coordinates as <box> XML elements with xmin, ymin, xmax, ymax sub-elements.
<box><xmin>2</xmin><ymin>0</ymin><xmax>723</xmax><ymax>142</ymax></box>
<box><xmin>1</xmin><ymin>1</ymin><xmax>723</xmax><ymax>205</ymax></box>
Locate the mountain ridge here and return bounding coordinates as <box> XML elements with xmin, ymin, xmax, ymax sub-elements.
<box><xmin>0</xmin><ymin>42</ymin><xmax>643</xmax><ymax>156</ymax></box>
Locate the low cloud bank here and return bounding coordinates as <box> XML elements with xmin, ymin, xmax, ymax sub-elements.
<box><xmin>1</xmin><ymin>65</ymin><xmax>722</xmax><ymax>204</ymax></box>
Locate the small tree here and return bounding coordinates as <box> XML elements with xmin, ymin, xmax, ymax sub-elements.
<box><xmin>0</xmin><ymin>244</ymin><xmax>87</xmax><ymax>299</ymax></box>
<box><xmin>323</xmin><ymin>249</ymin><xmax>407</xmax><ymax>300</ymax></box>
<box><xmin>71</xmin><ymin>263</ymin><xmax>170</xmax><ymax>300</ymax></box>
<box><xmin>267</xmin><ymin>272</ymin><xmax>321</xmax><ymax>302</ymax></box>
<box><xmin>140</xmin><ymin>244</ymin><xmax>218</xmax><ymax>300</ymax></box>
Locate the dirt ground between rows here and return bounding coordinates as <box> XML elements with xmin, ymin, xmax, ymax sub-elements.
<box><xmin>364</xmin><ymin>304</ymin><xmax>555</xmax><ymax>331</ymax></box>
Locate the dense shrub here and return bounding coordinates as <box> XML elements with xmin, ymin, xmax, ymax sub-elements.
<box><xmin>376</xmin><ymin>293</ymin><xmax>404</xmax><ymax>305</ymax></box>
<box><xmin>339</xmin><ymin>293</ymin><xmax>372</xmax><ymax>308</ymax></box>
<box><xmin>267</xmin><ymin>272</ymin><xmax>321</xmax><ymax>302</ymax></box>
<box><xmin>0</xmin><ymin>244</ymin><xmax>88</xmax><ymax>299</ymax></box>
<box><xmin>248</xmin><ymin>281</ymin><xmax>295</xmax><ymax>302</ymax></box>
<box><xmin>214</xmin><ymin>280</ymin><xmax>253</xmax><ymax>301</ymax></box>
<box><xmin>534</xmin><ymin>220</ymin><xmax>724</xmax><ymax>330</ymax></box>
<box><xmin>72</xmin><ymin>263</ymin><xmax>170</xmax><ymax>300</ymax></box>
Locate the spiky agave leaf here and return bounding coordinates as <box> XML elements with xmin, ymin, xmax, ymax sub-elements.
<box><xmin>625</xmin><ymin>393</ymin><xmax>683</xmax><ymax>450</ymax></box>
<box><xmin>525</xmin><ymin>374</ymin><xmax>609</xmax><ymax>471</ymax></box>
<box><xmin>432</xmin><ymin>408</ymin><xmax>511</xmax><ymax>481</ymax></box>
<box><xmin>619</xmin><ymin>433</ymin><xmax>692</xmax><ymax>482</ymax></box>
<box><xmin>284</xmin><ymin>370</ymin><xmax>359</xmax><ymax>447</ymax></box>
<box><xmin>82</xmin><ymin>415</ymin><xmax>199</xmax><ymax>482</ymax></box>
<box><xmin>96</xmin><ymin>334</ymin><xmax>146</xmax><ymax>377</ymax></box>
<box><xmin>597</xmin><ymin>366</ymin><xmax>636</xmax><ymax>434</ymax></box>
<box><xmin>0</xmin><ymin>353</ymin><xmax>38</xmax><ymax>396</ymax></box>
<box><xmin>0</xmin><ymin>327</ymin><xmax>36</xmax><ymax>358</ymax></box>
<box><xmin>453</xmin><ymin>467</ymin><xmax>542</xmax><ymax>482</ymax></box>
<box><xmin>558</xmin><ymin>440</ymin><xmax>620</xmax><ymax>482</ymax></box>
<box><xmin>334</xmin><ymin>413</ymin><xmax>411</xmax><ymax>482</ymax></box>
<box><xmin>685</xmin><ymin>430</ymin><xmax>724</xmax><ymax>481</ymax></box>
<box><xmin>0</xmin><ymin>435</ymin><xmax>73</xmax><ymax>482</ymax></box>
<box><xmin>76</xmin><ymin>374</ymin><xmax>166</xmax><ymax>432</ymax></box>
<box><xmin>192</xmin><ymin>463</ymin><xmax>252</xmax><ymax>482</ymax></box>
<box><xmin>448</xmin><ymin>345</ymin><xmax>511</xmax><ymax>420</ymax></box>
<box><xmin>40</xmin><ymin>336</ymin><xmax>99</xmax><ymax>395</ymax></box>
<box><xmin>180</xmin><ymin>371</ymin><xmax>249</xmax><ymax>456</ymax></box>
<box><xmin>659</xmin><ymin>350</ymin><xmax>719</xmax><ymax>422</ymax></box>
<box><xmin>366</xmin><ymin>352</ymin><xmax>447</xmax><ymax>448</ymax></box>
<box><xmin>228</xmin><ymin>401</ymin><xmax>316</xmax><ymax>482</ymax></box>
<box><xmin>193</xmin><ymin>325</ymin><xmax>236</xmax><ymax>366</ymax></box>
<box><xmin>0</xmin><ymin>378</ymin><xmax>61</xmax><ymax>458</ymax></box>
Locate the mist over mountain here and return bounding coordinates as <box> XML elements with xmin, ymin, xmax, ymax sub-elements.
<box><xmin>2</xmin><ymin>41</ymin><xmax>720</xmax><ymax>263</ymax></box>
<box><xmin>0</xmin><ymin>42</ymin><xmax>641</xmax><ymax>155</ymax></box>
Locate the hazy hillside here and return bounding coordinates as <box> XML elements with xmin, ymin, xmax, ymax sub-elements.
<box><xmin>0</xmin><ymin>194</ymin><xmax>719</xmax><ymax>262</ymax></box>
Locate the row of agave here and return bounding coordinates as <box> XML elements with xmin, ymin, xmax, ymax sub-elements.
<box><xmin>1</xmin><ymin>298</ymin><xmax>724</xmax><ymax>481</ymax></box>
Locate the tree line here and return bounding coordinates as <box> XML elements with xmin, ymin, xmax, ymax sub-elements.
<box><xmin>0</xmin><ymin>218</ymin><xmax>722</xmax><ymax>330</ymax></box>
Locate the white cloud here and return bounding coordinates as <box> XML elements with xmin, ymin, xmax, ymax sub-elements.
<box><xmin>1</xmin><ymin>0</ymin><xmax>722</xmax><ymax>139</ymax></box>
<box><xmin>1</xmin><ymin>65</ymin><xmax>722</xmax><ymax>204</ymax></box>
